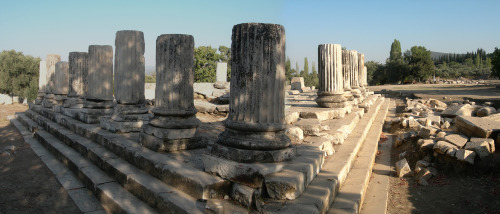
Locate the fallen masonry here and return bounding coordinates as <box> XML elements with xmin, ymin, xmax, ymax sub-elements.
<box><xmin>11</xmin><ymin>23</ymin><xmax>391</xmax><ymax>214</ymax></box>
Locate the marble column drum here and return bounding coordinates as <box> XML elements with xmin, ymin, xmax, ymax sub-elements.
<box><xmin>209</xmin><ymin>23</ymin><xmax>295</xmax><ymax>163</ymax></box>
<box><xmin>52</xmin><ymin>62</ymin><xmax>69</xmax><ymax>112</ymax></box>
<box><xmin>357</xmin><ymin>53</ymin><xmax>366</xmax><ymax>95</ymax></box>
<box><xmin>138</xmin><ymin>34</ymin><xmax>201</xmax><ymax>152</ymax></box>
<box><xmin>35</xmin><ymin>61</ymin><xmax>47</xmax><ymax>105</ymax></box>
<box><xmin>342</xmin><ymin>50</ymin><xmax>354</xmax><ymax>101</ymax></box>
<box><xmin>101</xmin><ymin>30</ymin><xmax>151</xmax><ymax>133</ymax></box>
<box><xmin>77</xmin><ymin>45</ymin><xmax>114</xmax><ymax>124</ymax></box>
<box><xmin>316</xmin><ymin>44</ymin><xmax>348</xmax><ymax>108</ymax></box>
<box><xmin>42</xmin><ymin>54</ymin><xmax>61</xmax><ymax>108</ymax></box>
<box><xmin>348</xmin><ymin>50</ymin><xmax>362</xmax><ymax>100</ymax></box>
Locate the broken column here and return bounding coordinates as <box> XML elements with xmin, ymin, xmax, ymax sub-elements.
<box><xmin>357</xmin><ymin>53</ymin><xmax>366</xmax><ymax>96</ymax></box>
<box><xmin>138</xmin><ymin>34</ymin><xmax>201</xmax><ymax>151</ymax></box>
<box><xmin>216</xmin><ymin>62</ymin><xmax>228</xmax><ymax>82</ymax></box>
<box><xmin>42</xmin><ymin>54</ymin><xmax>61</xmax><ymax>108</ymax></box>
<box><xmin>62</xmin><ymin>52</ymin><xmax>88</xmax><ymax>118</ymax></box>
<box><xmin>348</xmin><ymin>50</ymin><xmax>362</xmax><ymax>101</ymax></box>
<box><xmin>342</xmin><ymin>50</ymin><xmax>354</xmax><ymax>102</ymax></box>
<box><xmin>52</xmin><ymin>61</ymin><xmax>69</xmax><ymax>112</ymax></box>
<box><xmin>77</xmin><ymin>45</ymin><xmax>114</xmax><ymax>124</ymax></box>
<box><xmin>316</xmin><ymin>44</ymin><xmax>347</xmax><ymax>108</ymax></box>
<box><xmin>101</xmin><ymin>30</ymin><xmax>150</xmax><ymax>133</ymax></box>
<box><xmin>203</xmin><ymin>23</ymin><xmax>295</xmax><ymax>187</ymax></box>
<box><xmin>35</xmin><ymin>61</ymin><xmax>47</xmax><ymax>105</ymax></box>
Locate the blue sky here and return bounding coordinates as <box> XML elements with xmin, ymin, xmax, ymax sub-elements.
<box><xmin>1</xmin><ymin>0</ymin><xmax>499</xmax><ymax>71</ymax></box>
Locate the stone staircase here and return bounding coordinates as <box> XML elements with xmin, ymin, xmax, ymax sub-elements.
<box><xmin>10</xmin><ymin>95</ymin><xmax>391</xmax><ymax>214</ymax></box>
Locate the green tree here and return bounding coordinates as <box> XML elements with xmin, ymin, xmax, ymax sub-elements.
<box><xmin>389</xmin><ymin>39</ymin><xmax>402</xmax><ymax>61</ymax></box>
<box><xmin>404</xmin><ymin>46</ymin><xmax>435</xmax><ymax>81</ymax></box>
<box><xmin>365</xmin><ymin>61</ymin><xmax>383</xmax><ymax>85</ymax></box>
<box><xmin>218</xmin><ymin>46</ymin><xmax>231</xmax><ymax>80</ymax></box>
<box><xmin>285</xmin><ymin>57</ymin><xmax>293</xmax><ymax>84</ymax></box>
<box><xmin>491</xmin><ymin>48</ymin><xmax>500</xmax><ymax>78</ymax></box>
<box><xmin>194</xmin><ymin>46</ymin><xmax>221</xmax><ymax>82</ymax></box>
<box><xmin>300</xmin><ymin>57</ymin><xmax>309</xmax><ymax>78</ymax></box>
<box><xmin>305</xmin><ymin>61</ymin><xmax>319</xmax><ymax>88</ymax></box>
<box><xmin>0</xmin><ymin>50</ymin><xmax>40</xmax><ymax>102</ymax></box>
<box><xmin>295</xmin><ymin>62</ymin><xmax>300</xmax><ymax>77</ymax></box>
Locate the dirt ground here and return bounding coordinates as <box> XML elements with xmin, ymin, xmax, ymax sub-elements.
<box><xmin>0</xmin><ymin>104</ymin><xmax>80</xmax><ymax>214</ymax></box>
<box><xmin>371</xmin><ymin>84</ymin><xmax>500</xmax><ymax>214</ymax></box>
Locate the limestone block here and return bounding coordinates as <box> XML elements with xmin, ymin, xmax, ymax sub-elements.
<box><xmin>455</xmin><ymin>116</ymin><xmax>500</xmax><ymax>138</ymax></box>
<box><xmin>441</xmin><ymin>104</ymin><xmax>475</xmax><ymax>118</ymax></box>
<box><xmin>415</xmin><ymin>168</ymin><xmax>432</xmax><ymax>182</ymax></box>
<box><xmin>114</xmin><ymin>30</ymin><xmax>145</xmax><ymax>104</ymax></box>
<box><xmin>231</xmin><ymin>183</ymin><xmax>258</xmax><ymax>208</ymax></box>
<box><xmin>294</xmin><ymin>119</ymin><xmax>330</xmax><ymax>136</ymax></box>
<box><xmin>418</xmin><ymin>139</ymin><xmax>435</xmax><ymax>151</ymax></box>
<box><xmin>395</xmin><ymin>158</ymin><xmax>411</xmax><ymax>178</ymax></box>
<box><xmin>53</xmin><ymin>62</ymin><xmax>69</xmax><ymax>95</ymax></box>
<box><xmin>477</xmin><ymin>107</ymin><xmax>496</xmax><ymax>117</ymax></box>
<box><xmin>433</xmin><ymin>141</ymin><xmax>458</xmax><ymax>154</ymax></box>
<box><xmin>455</xmin><ymin>149</ymin><xmax>475</xmax><ymax>164</ymax></box>
<box><xmin>291</xmin><ymin>77</ymin><xmax>305</xmax><ymax>90</ymax></box>
<box><xmin>285</xmin><ymin>126</ymin><xmax>304</xmax><ymax>141</ymax></box>
<box><xmin>216</xmin><ymin>62</ymin><xmax>227</xmax><ymax>82</ymax></box>
<box><xmin>465</xmin><ymin>138</ymin><xmax>495</xmax><ymax>159</ymax></box>
<box><xmin>445</xmin><ymin>134</ymin><xmax>468</xmax><ymax>148</ymax></box>
<box><xmin>142</xmin><ymin>124</ymin><xmax>196</xmax><ymax>139</ymax></box>
<box><xmin>484</xmin><ymin>113</ymin><xmax>500</xmax><ymax>122</ymax></box>
<box><xmin>418</xmin><ymin>126</ymin><xmax>437</xmax><ymax>139</ymax></box>
<box><xmin>470</xmin><ymin>137</ymin><xmax>495</xmax><ymax>153</ymax></box>
<box><xmin>429</xmin><ymin>99</ymin><xmax>447</xmax><ymax>109</ymax></box>
<box><xmin>86</xmin><ymin>45</ymin><xmax>113</xmax><ymax>101</ymax></box>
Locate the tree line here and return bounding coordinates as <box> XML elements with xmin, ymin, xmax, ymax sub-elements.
<box><xmin>367</xmin><ymin>39</ymin><xmax>500</xmax><ymax>85</ymax></box>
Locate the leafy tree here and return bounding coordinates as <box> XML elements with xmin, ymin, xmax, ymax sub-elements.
<box><xmin>218</xmin><ymin>46</ymin><xmax>231</xmax><ymax>80</ymax></box>
<box><xmin>305</xmin><ymin>61</ymin><xmax>318</xmax><ymax>88</ymax></box>
<box><xmin>145</xmin><ymin>74</ymin><xmax>156</xmax><ymax>83</ymax></box>
<box><xmin>404</xmin><ymin>46</ymin><xmax>435</xmax><ymax>81</ymax></box>
<box><xmin>491</xmin><ymin>47</ymin><xmax>500</xmax><ymax>78</ymax></box>
<box><xmin>365</xmin><ymin>61</ymin><xmax>383</xmax><ymax>85</ymax></box>
<box><xmin>295</xmin><ymin>62</ymin><xmax>300</xmax><ymax>77</ymax></box>
<box><xmin>300</xmin><ymin>57</ymin><xmax>309</xmax><ymax>78</ymax></box>
<box><xmin>194</xmin><ymin>46</ymin><xmax>221</xmax><ymax>82</ymax></box>
<box><xmin>389</xmin><ymin>39</ymin><xmax>402</xmax><ymax>61</ymax></box>
<box><xmin>0</xmin><ymin>50</ymin><xmax>40</xmax><ymax>102</ymax></box>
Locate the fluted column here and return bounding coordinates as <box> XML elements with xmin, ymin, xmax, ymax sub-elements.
<box><xmin>53</xmin><ymin>62</ymin><xmax>69</xmax><ymax>95</ymax></box>
<box><xmin>114</xmin><ymin>30</ymin><xmax>145</xmax><ymax>104</ymax></box>
<box><xmin>42</xmin><ymin>54</ymin><xmax>61</xmax><ymax>108</ymax></box>
<box><xmin>315</xmin><ymin>44</ymin><xmax>347</xmax><ymax>108</ymax></box>
<box><xmin>349</xmin><ymin>50</ymin><xmax>362</xmax><ymax>99</ymax></box>
<box><xmin>85</xmin><ymin>45</ymin><xmax>113</xmax><ymax>102</ymax></box>
<box><xmin>138</xmin><ymin>34</ymin><xmax>201</xmax><ymax>151</ymax></box>
<box><xmin>358</xmin><ymin>53</ymin><xmax>365</xmax><ymax>91</ymax></box>
<box><xmin>210</xmin><ymin>23</ymin><xmax>294</xmax><ymax>163</ymax></box>
<box><xmin>363</xmin><ymin>66</ymin><xmax>368</xmax><ymax>87</ymax></box>
<box><xmin>35</xmin><ymin>61</ymin><xmax>47</xmax><ymax>105</ymax></box>
<box><xmin>342</xmin><ymin>50</ymin><xmax>351</xmax><ymax>91</ymax></box>
<box><xmin>68</xmin><ymin>52</ymin><xmax>88</xmax><ymax>98</ymax></box>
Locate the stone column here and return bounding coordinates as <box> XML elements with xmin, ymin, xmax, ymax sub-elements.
<box><xmin>342</xmin><ymin>50</ymin><xmax>354</xmax><ymax>101</ymax></box>
<box><xmin>77</xmin><ymin>45</ymin><xmax>114</xmax><ymax>124</ymax></box>
<box><xmin>52</xmin><ymin>62</ymin><xmax>69</xmax><ymax>112</ymax></box>
<box><xmin>35</xmin><ymin>61</ymin><xmax>47</xmax><ymax>105</ymax></box>
<box><xmin>348</xmin><ymin>50</ymin><xmax>362</xmax><ymax>100</ymax></box>
<box><xmin>216</xmin><ymin>62</ymin><xmax>227</xmax><ymax>82</ymax></box>
<box><xmin>209</xmin><ymin>23</ymin><xmax>294</xmax><ymax>163</ymax></box>
<box><xmin>363</xmin><ymin>66</ymin><xmax>368</xmax><ymax>87</ymax></box>
<box><xmin>138</xmin><ymin>34</ymin><xmax>201</xmax><ymax>151</ymax></box>
<box><xmin>357</xmin><ymin>53</ymin><xmax>365</xmax><ymax>94</ymax></box>
<box><xmin>42</xmin><ymin>54</ymin><xmax>61</xmax><ymax>108</ymax></box>
<box><xmin>315</xmin><ymin>44</ymin><xmax>348</xmax><ymax>108</ymax></box>
<box><xmin>101</xmin><ymin>30</ymin><xmax>150</xmax><ymax>133</ymax></box>
<box><xmin>62</xmin><ymin>52</ymin><xmax>88</xmax><ymax>118</ymax></box>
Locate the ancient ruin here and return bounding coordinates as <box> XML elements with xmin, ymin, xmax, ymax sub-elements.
<box><xmin>52</xmin><ymin>61</ymin><xmax>69</xmax><ymax>112</ymax></box>
<box><xmin>42</xmin><ymin>54</ymin><xmax>61</xmax><ymax>108</ymax></box>
<box><xmin>35</xmin><ymin>61</ymin><xmax>46</xmax><ymax>105</ymax></box>
<box><xmin>100</xmin><ymin>30</ymin><xmax>150</xmax><ymax>133</ymax></box>
<box><xmin>316</xmin><ymin>44</ymin><xmax>348</xmax><ymax>108</ymax></box>
<box><xmin>138</xmin><ymin>34</ymin><xmax>202</xmax><ymax>151</ymax></box>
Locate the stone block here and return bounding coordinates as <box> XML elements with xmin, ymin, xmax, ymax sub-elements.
<box><xmin>477</xmin><ymin>107</ymin><xmax>496</xmax><ymax>117</ymax></box>
<box><xmin>285</xmin><ymin>126</ymin><xmax>304</xmax><ymax>141</ymax></box>
<box><xmin>455</xmin><ymin>116</ymin><xmax>500</xmax><ymax>139</ymax></box>
<box><xmin>455</xmin><ymin>149</ymin><xmax>476</xmax><ymax>164</ymax></box>
<box><xmin>445</xmin><ymin>134</ymin><xmax>468</xmax><ymax>148</ymax></box>
<box><xmin>231</xmin><ymin>183</ymin><xmax>257</xmax><ymax>208</ymax></box>
<box><xmin>418</xmin><ymin>139</ymin><xmax>435</xmax><ymax>151</ymax></box>
<box><xmin>294</xmin><ymin>119</ymin><xmax>330</xmax><ymax>136</ymax></box>
<box><xmin>303</xmin><ymin>136</ymin><xmax>335</xmax><ymax>155</ymax></box>
<box><xmin>395</xmin><ymin>158</ymin><xmax>411</xmax><ymax>178</ymax></box>
<box><xmin>142</xmin><ymin>124</ymin><xmax>196</xmax><ymax>139</ymax></box>
<box><xmin>441</xmin><ymin>104</ymin><xmax>475</xmax><ymax>118</ymax></box>
<box><xmin>291</xmin><ymin>77</ymin><xmax>305</xmax><ymax>90</ymax></box>
<box><xmin>415</xmin><ymin>168</ymin><xmax>432</xmax><ymax>182</ymax></box>
<box><xmin>215</xmin><ymin>62</ymin><xmax>228</xmax><ymax>82</ymax></box>
<box><xmin>418</xmin><ymin>126</ymin><xmax>438</xmax><ymax>139</ymax></box>
<box><xmin>433</xmin><ymin>141</ymin><xmax>458</xmax><ymax>154</ymax></box>
<box><xmin>465</xmin><ymin>138</ymin><xmax>495</xmax><ymax>159</ymax></box>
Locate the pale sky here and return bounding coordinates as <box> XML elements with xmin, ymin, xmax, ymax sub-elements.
<box><xmin>1</xmin><ymin>0</ymin><xmax>499</xmax><ymax>71</ymax></box>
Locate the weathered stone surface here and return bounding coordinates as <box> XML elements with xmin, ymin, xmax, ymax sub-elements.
<box><xmin>415</xmin><ymin>168</ymin><xmax>432</xmax><ymax>182</ymax></box>
<box><xmin>38</xmin><ymin>61</ymin><xmax>47</xmax><ymax>93</ymax></box>
<box><xmin>455</xmin><ymin>116</ymin><xmax>500</xmax><ymax>138</ymax></box>
<box><xmin>53</xmin><ymin>62</ymin><xmax>69</xmax><ymax>95</ymax></box>
<box><xmin>294</xmin><ymin>119</ymin><xmax>330</xmax><ymax>136</ymax></box>
<box><xmin>99</xmin><ymin>116</ymin><xmax>147</xmax><ymax>133</ymax></box>
<box><xmin>291</xmin><ymin>77</ymin><xmax>305</xmax><ymax>91</ymax></box>
<box><xmin>86</xmin><ymin>45</ymin><xmax>113</xmax><ymax>101</ymax></box>
<box><xmin>395</xmin><ymin>158</ymin><xmax>411</xmax><ymax>178</ymax></box>
<box><xmin>216</xmin><ymin>62</ymin><xmax>228</xmax><ymax>82</ymax></box>
<box><xmin>68</xmin><ymin>52</ymin><xmax>88</xmax><ymax>97</ymax></box>
<box><xmin>445</xmin><ymin>134</ymin><xmax>468</xmax><ymax>148</ymax></box>
<box><xmin>348</xmin><ymin>50</ymin><xmax>359</xmax><ymax>89</ymax></box>
<box><xmin>418</xmin><ymin>126</ymin><xmax>437</xmax><ymax>138</ymax></box>
<box><xmin>299</xmin><ymin>108</ymin><xmax>347</xmax><ymax>120</ymax></box>
<box><xmin>455</xmin><ymin>149</ymin><xmax>475</xmax><ymax>164</ymax></box>
<box><xmin>285</xmin><ymin>126</ymin><xmax>304</xmax><ymax>141</ymax></box>
<box><xmin>417</xmin><ymin>139</ymin><xmax>434</xmax><ymax>151</ymax></box>
<box><xmin>209</xmin><ymin>23</ymin><xmax>292</xmax><ymax>163</ymax></box>
<box><xmin>114</xmin><ymin>30</ymin><xmax>145</xmax><ymax>104</ymax></box>
<box><xmin>429</xmin><ymin>99</ymin><xmax>447</xmax><ymax>109</ymax></box>
<box><xmin>483</xmin><ymin>113</ymin><xmax>500</xmax><ymax>122</ymax></box>
<box><xmin>316</xmin><ymin>44</ymin><xmax>346</xmax><ymax>108</ymax></box>
<box><xmin>137</xmin><ymin>131</ymin><xmax>204</xmax><ymax>152</ymax></box>
<box><xmin>341</xmin><ymin>50</ymin><xmax>351</xmax><ymax>91</ymax></box>
<box><xmin>357</xmin><ymin>53</ymin><xmax>365</xmax><ymax>88</ymax></box>
<box><xmin>441</xmin><ymin>104</ymin><xmax>475</xmax><ymax>117</ymax></box>
<box><xmin>465</xmin><ymin>138</ymin><xmax>495</xmax><ymax>159</ymax></box>
<box><xmin>231</xmin><ymin>183</ymin><xmax>257</xmax><ymax>208</ymax></box>
<box><xmin>477</xmin><ymin>107</ymin><xmax>496</xmax><ymax>117</ymax></box>
<box><xmin>45</xmin><ymin>54</ymin><xmax>61</xmax><ymax>94</ymax></box>
<box><xmin>433</xmin><ymin>141</ymin><xmax>458</xmax><ymax>154</ymax></box>
<box><xmin>470</xmin><ymin>137</ymin><xmax>495</xmax><ymax>153</ymax></box>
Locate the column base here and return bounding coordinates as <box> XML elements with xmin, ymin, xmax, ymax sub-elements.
<box><xmin>76</xmin><ymin>107</ymin><xmax>113</xmax><ymax>124</ymax></box>
<box><xmin>83</xmin><ymin>99</ymin><xmax>114</xmax><ymax>108</ymax></box>
<box><xmin>100</xmin><ymin>104</ymin><xmax>152</xmax><ymax>133</ymax></box>
<box><xmin>64</xmin><ymin>97</ymin><xmax>84</xmax><ymax>108</ymax></box>
<box><xmin>316</xmin><ymin>93</ymin><xmax>348</xmax><ymax>108</ymax></box>
<box><xmin>42</xmin><ymin>94</ymin><xmax>55</xmax><ymax>108</ymax></box>
<box><xmin>209</xmin><ymin>142</ymin><xmax>296</xmax><ymax>163</ymax></box>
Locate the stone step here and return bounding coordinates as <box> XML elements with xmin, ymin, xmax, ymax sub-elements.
<box><xmin>263</xmin><ymin>96</ymin><xmax>387</xmax><ymax>213</ymax></box>
<box><xmin>21</xmin><ymin>122</ymin><xmax>157</xmax><ymax>213</ymax></box>
<box><xmin>16</xmin><ymin>112</ymin><xmax>205</xmax><ymax>214</ymax></box>
<box><xmin>25</xmin><ymin>106</ymin><xmax>230</xmax><ymax>200</ymax></box>
<box><xmin>328</xmin><ymin>98</ymin><xmax>391</xmax><ymax>213</ymax></box>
